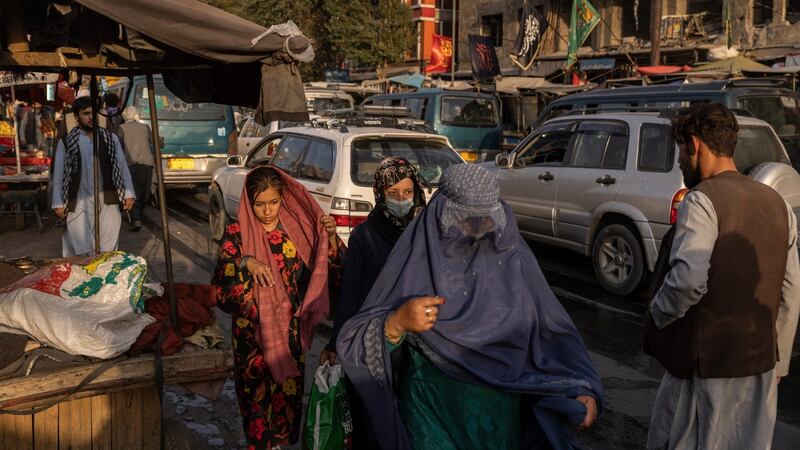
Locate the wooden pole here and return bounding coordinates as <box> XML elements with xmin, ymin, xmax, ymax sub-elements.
<box><xmin>11</xmin><ymin>85</ymin><xmax>20</xmax><ymax>175</ymax></box>
<box><xmin>145</xmin><ymin>74</ymin><xmax>177</xmax><ymax>327</ymax></box>
<box><xmin>650</xmin><ymin>0</ymin><xmax>663</xmax><ymax>66</ymax></box>
<box><xmin>90</xmin><ymin>76</ymin><xmax>101</xmax><ymax>254</ymax></box>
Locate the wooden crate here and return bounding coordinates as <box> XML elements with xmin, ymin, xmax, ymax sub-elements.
<box><xmin>0</xmin><ymin>348</ymin><xmax>232</xmax><ymax>450</ymax></box>
<box><xmin>0</xmin><ymin>385</ymin><xmax>161</xmax><ymax>450</ymax></box>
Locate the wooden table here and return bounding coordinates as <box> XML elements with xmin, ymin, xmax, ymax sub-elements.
<box><xmin>0</xmin><ymin>174</ymin><xmax>49</xmax><ymax>231</ymax></box>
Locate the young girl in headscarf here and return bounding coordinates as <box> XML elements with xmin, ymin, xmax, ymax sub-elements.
<box><xmin>212</xmin><ymin>166</ymin><xmax>345</xmax><ymax>449</ymax></box>
<box><xmin>337</xmin><ymin>164</ymin><xmax>604</xmax><ymax>450</ymax></box>
<box><xmin>320</xmin><ymin>157</ymin><xmax>427</xmax><ymax>449</ymax></box>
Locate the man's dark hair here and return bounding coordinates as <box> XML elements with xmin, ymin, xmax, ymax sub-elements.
<box><xmin>103</xmin><ymin>93</ymin><xmax>120</xmax><ymax>108</ymax></box>
<box><xmin>671</xmin><ymin>103</ymin><xmax>739</xmax><ymax>157</ymax></box>
<box><xmin>71</xmin><ymin>96</ymin><xmax>92</xmax><ymax>114</ymax></box>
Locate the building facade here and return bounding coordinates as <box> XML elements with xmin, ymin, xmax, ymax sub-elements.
<box><xmin>407</xmin><ymin>0</ymin><xmax>458</xmax><ymax>69</ymax></box>
<box><xmin>452</xmin><ymin>0</ymin><xmax>800</xmax><ymax>75</ymax></box>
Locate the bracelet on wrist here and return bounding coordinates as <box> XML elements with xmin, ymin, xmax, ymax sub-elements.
<box><xmin>384</xmin><ymin>321</ymin><xmax>404</xmax><ymax>343</ymax></box>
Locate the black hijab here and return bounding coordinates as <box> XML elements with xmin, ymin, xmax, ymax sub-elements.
<box><xmin>367</xmin><ymin>157</ymin><xmax>427</xmax><ymax>242</ymax></box>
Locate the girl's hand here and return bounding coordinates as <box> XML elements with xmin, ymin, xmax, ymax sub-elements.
<box><xmin>321</xmin><ymin>215</ymin><xmax>338</xmax><ymax>246</ymax></box>
<box><xmin>245</xmin><ymin>257</ymin><xmax>274</xmax><ymax>287</ymax></box>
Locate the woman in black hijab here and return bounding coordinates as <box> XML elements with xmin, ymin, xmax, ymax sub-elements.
<box><xmin>320</xmin><ymin>157</ymin><xmax>426</xmax><ymax>449</ymax></box>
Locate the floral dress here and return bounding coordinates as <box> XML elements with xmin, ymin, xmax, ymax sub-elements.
<box><xmin>212</xmin><ymin>222</ymin><xmax>344</xmax><ymax>450</ymax></box>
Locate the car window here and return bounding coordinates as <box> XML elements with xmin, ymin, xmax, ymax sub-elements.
<box><xmin>733</xmin><ymin>126</ymin><xmax>791</xmax><ymax>174</ymax></box>
<box><xmin>737</xmin><ymin>95</ymin><xmax>800</xmax><ymax>138</ymax></box>
<box><xmin>570</xmin><ymin>122</ymin><xmax>628</xmax><ymax>169</ymax></box>
<box><xmin>638</xmin><ymin>124</ymin><xmax>675</xmax><ymax>172</ymax></box>
<box><xmin>254</xmin><ymin>123</ymin><xmax>269</xmax><ymax>138</ymax></box>
<box><xmin>270</xmin><ymin>136</ymin><xmax>309</xmax><ymax>175</ymax></box>
<box><xmin>440</xmin><ymin>96</ymin><xmax>499</xmax><ymax>126</ymax></box>
<box><xmin>247</xmin><ymin>136</ymin><xmax>282</xmax><ymax>167</ymax></box>
<box><xmin>298</xmin><ymin>140</ymin><xmax>335</xmax><ymax>183</ymax></box>
<box><xmin>350</xmin><ymin>138</ymin><xmax>463</xmax><ymax>187</ymax></box>
<box><xmin>404</xmin><ymin>97</ymin><xmax>428</xmax><ymax>119</ymax></box>
<box><xmin>515</xmin><ymin>122</ymin><xmax>574</xmax><ymax>167</ymax></box>
<box><xmin>240</xmin><ymin>119</ymin><xmax>256</xmax><ymax>138</ymax></box>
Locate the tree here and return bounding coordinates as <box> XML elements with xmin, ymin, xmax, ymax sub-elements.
<box><xmin>372</xmin><ymin>0</ymin><xmax>415</xmax><ymax>68</ymax></box>
<box><xmin>320</xmin><ymin>0</ymin><xmax>376</xmax><ymax>69</ymax></box>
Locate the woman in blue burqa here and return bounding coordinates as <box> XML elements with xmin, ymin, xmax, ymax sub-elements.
<box><xmin>336</xmin><ymin>164</ymin><xmax>604</xmax><ymax>450</ymax></box>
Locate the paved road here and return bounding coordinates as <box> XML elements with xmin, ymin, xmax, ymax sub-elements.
<box><xmin>163</xmin><ymin>188</ymin><xmax>800</xmax><ymax>449</ymax></box>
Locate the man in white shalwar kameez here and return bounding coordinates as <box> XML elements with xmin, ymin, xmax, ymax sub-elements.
<box><xmin>51</xmin><ymin>97</ymin><xmax>135</xmax><ymax>257</ymax></box>
<box><xmin>643</xmin><ymin>103</ymin><xmax>800</xmax><ymax>450</ymax></box>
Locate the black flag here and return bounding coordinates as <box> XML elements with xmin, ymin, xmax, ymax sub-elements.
<box><xmin>510</xmin><ymin>1</ymin><xmax>548</xmax><ymax>71</ymax></box>
<box><xmin>469</xmin><ymin>34</ymin><xmax>502</xmax><ymax>81</ymax></box>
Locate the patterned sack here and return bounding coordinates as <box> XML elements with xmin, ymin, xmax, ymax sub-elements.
<box><xmin>0</xmin><ymin>252</ymin><xmax>156</xmax><ymax>358</ymax></box>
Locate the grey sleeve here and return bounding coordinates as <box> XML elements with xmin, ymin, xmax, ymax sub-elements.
<box><xmin>776</xmin><ymin>203</ymin><xmax>800</xmax><ymax>377</ymax></box>
<box><xmin>650</xmin><ymin>191</ymin><xmax>718</xmax><ymax>329</ymax></box>
<box><xmin>51</xmin><ymin>139</ymin><xmax>67</xmax><ymax>209</ymax></box>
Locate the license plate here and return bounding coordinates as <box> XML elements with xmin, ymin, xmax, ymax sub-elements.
<box><xmin>168</xmin><ymin>158</ymin><xmax>194</xmax><ymax>170</ymax></box>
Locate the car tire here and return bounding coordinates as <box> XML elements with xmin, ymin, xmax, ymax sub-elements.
<box><xmin>208</xmin><ymin>184</ymin><xmax>229</xmax><ymax>242</ymax></box>
<box><xmin>592</xmin><ymin>223</ymin><xmax>647</xmax><ymax>296</ymax></box>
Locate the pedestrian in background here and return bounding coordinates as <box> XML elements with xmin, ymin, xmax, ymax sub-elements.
<box><xmin>20</xmin><ymin>100</ymin><xmax>45</xmax><ymax>150</ymax></box>
<box><xmin>118</xmin><ymin>105</ymin><xmax>154</xmax><ymax>231</ymax></box>
<box><xmin>322</xmin><ymin>157</ymin><xmax>427</xmax><ymax>449</ymax></box>
<box><xmin>644</xmin><ymin>103</ymin><xmax>800</xmax><ymax>450</ymax></box>
<box><xmin>211</xmin><ymin>166</ymin><xmax>345</xmax><ymax>449</ymax></box>
<box><xmin>102</xmin><ymin>93</ymin><xmax>123</xmax><ymax>136</ymax></box>
<box><xmin>337</xmin><ymin>164</ymin><xmax>603</xmax><ymax>450</ymax></box>
<box><xmin>50</xmin><ymin>96</ymin><xmax>136</xmax><ymax>256</ymax></box>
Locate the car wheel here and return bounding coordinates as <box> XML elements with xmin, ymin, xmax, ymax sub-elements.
<box><xmin>592</xmin><ymin>223</ymin><xmax>646</xmax><ymax>296</ymax></box>
<box><xmin>208</xmin><ymin>184</ymin><xmax>229</xmax><ymax>242</ymax></box>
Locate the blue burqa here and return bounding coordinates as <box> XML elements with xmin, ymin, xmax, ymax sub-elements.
<box><xmin>336</xmin><ymin>188</ymin><xmax>604</xmax><ymax>450</ymax></box>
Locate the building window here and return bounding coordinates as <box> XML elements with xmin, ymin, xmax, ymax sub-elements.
<box><xmin>481</xmin><ymin>14</ymin><xmax>503</xmax><ymax>47</ymax></box>
<box><xmin>754</xmin><ymin>0</ymin><xmax>774</xmax><ymax>25</ymax></box>
<box><xmin>790</xmin><ymin>0</ymin><xmax>800</xmax><ymax>23</ymax></box>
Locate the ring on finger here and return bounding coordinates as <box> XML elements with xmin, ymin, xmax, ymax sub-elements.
<box><xmin>425</xmin><ymin>308</ymin><xmax>432</xmax><ymax>317</ymax></box>
<box><xmin>428</xmin><ymin>315</ymin><xmax>434</xmax><ymax>323</ymax></box>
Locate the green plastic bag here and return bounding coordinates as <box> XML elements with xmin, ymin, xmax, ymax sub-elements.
<box><xmin>304</xmin><ymin>363</ymin><xmax>353</xmax><ymax>450</ymax></box>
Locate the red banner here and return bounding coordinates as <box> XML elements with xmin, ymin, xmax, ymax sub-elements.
<box><xmin>426</xmin><ymin>34</ymin><xmax>453</xmax><ymax>74</ymax></box>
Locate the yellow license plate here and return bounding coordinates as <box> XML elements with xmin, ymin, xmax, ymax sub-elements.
<box><xmin>458</xmin><ymin>151</ymin><xmax>479</xmax><ymax>162</ymax></box>
<box><xmin>168</xmin><ymin>158</ymin><xmax>194</xmax><ymax>170</ymax></box>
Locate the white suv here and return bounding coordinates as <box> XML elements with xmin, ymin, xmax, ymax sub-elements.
<box><xmin>209</xmin><ymin>118</ymin><xmax>464</xmax><ymax>242</ymax></box>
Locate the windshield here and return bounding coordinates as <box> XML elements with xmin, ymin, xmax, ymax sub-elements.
<box><xmin>133</xmin><ymin>83</ymin><xmax>227</xmax><ymax>121</ymax></box>
<box><xmin>440</xmin><ymin>96</ymin><xmax>499</xmax><ymax>127</ymax></box>
<box><xmin>736</xmin><ymin>95</ymin><xmax>800</xmax><ymax>137</ymax></box>
<box><xmin>734</xmin><ymin>125</ymin><xmax>791</xmax><ymax>173</ymax></box>
<box><xmin>308</xmin><ymin>97</ymin><xmax>353</xmax><ymax>113</ymax></box>
<box><xmin>350</xmin><ymin>138</ymin><xmax>463</xmax><ymax>187</ymax></box>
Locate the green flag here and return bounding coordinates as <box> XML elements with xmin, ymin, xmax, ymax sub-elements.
<box><xmin>567</xmin><ymin>0</ymin><xmax>601</xmax><ymax>69</ymax></box>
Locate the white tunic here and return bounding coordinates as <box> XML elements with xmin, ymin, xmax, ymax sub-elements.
<box><xmin>51</xmin><ymin>130</ymin><xmax>135</xmax><ymax>257</ymax></box>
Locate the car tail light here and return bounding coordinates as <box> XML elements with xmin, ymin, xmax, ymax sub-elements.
<box><xmin>331</xmin><ymin>197</ymin><xmax>372</xmax><ymax>230</ymax></box>
<box><xmin>670</xmin><ymin>189</ymin><xmax>689</xmax><ymax>224</ymax></box>
<box><xmin>227</xmin><ymin>131</ymin><xmax>238</xmax><ymax>156</ymax></box>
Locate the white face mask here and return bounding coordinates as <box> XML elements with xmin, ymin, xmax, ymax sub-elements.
<box><xmin>385</xmin><ymin>197</ymin><xmax>414</xmax><ymax>218</ymax></box>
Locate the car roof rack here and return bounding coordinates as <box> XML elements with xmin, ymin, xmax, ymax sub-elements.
<box><xmin>558</xmin><ymin>105</ymin><xmax>754</xmax><ymax>119</ymax></box>
<box><xmin>281</xmin><ymin>106</ymin><xmax>435</xmax><ymax>134</ymax></box>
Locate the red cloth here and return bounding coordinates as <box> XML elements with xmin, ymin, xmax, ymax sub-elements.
<box><xmin>131</xmin><ymin>283</ymin><xmax>216</xmax><ymax>356</ymax></box>
<box><xmin>237</xmin><ymin>166</ymin><xmax>330</xmax><ymax>382</ymax></box>
<box><xmin>636</xmin><ymin>65</ymin><xmax>690</xmax><ymax>76</ymax></box>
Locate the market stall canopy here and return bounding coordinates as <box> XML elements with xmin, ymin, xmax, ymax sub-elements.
<box><xmin>1</xmin><ymin>0</ymin><xmax>314</xmax><ymax>123</ymax></box>
<box><xmin>636</xmin><ymin>65</ymin><xmax>691</xmax><ymax>76</ymax></box>
<box><xmin>430</xmin><ymin>79</ymin><xmax>475</xmax><ymax>91</ymax></box>
<box><xmin>691</xmin><ymin>56</ymin><xmax>770</xmax><ymax>74</ymax></box>
<box><xmin>0</xmin><ymin>71</ymin><xmax>58</xmax><ymax>88</ymax></box>
<box><xmin>495</xmin><ymin>76</ymin><xmax>596</xmax><ymax>96</ymax></box>
<box><xmin>388</xmin><ymin>73</ymin><xmax>426</xmax><ymax>88</ymax></box>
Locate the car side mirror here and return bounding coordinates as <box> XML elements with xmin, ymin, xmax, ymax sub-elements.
<box><xmin>226</xmin><ymin>155</ymin><xmax>243</xmax><ymax>167</ymax></box>
<box><xmin>495</xmin><ymin>152</ymin><xmax>511</xmax><ymax>168</ymax></box>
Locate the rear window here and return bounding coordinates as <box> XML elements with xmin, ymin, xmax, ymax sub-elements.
<box><xmin>638</xmin><ymin>124</ymin><xmax>675</xmax><ymax>172</ymax></box>
<box><xmin>350</xmin><ymin>139</ymin><xmax>463</xmax><ymax>187</ymax></box>
<box><xmin>133</xmin><ymin>84</ymin><xmax>226</xmax><ymax>121</ymax></box>
<box><xmin>308</xmin><ymin>97</ymin><xmax>353</xmax><ymax>113</ymax></box>
<box><xmin>440</xmin><ymin>96</ymin><xmax>499</xmax><ymax>126</ymax></box>
<box><xmin>736</xmin><ymin>95</ymin><xmax>800</xmax><ymax>137</ymax></box>
<box><xmin>734</xmin><ymin>126</ymin><xmax>791</xmax><ymax>173</ymax></box>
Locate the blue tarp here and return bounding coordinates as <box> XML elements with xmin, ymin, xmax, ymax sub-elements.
<box><xmin>580</xmin><ymin>58</ymin><xmax>615</xmax><ymax>71</ymax></box>
<box><xmin>389</xmin><ymin>73</ymin><xmax>425</xmax><ymax>88</ymax></box>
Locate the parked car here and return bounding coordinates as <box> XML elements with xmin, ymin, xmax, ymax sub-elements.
<box><xmin>363</xmin><ymin>89</ymin><xmax>503</xmax><ymax>163</ymax></box>
<box><xmin>530</xmin><ymin>79</ymin><xmax>800</xmax><ymax>172</ymax></box>
<box><xmin>305</xmin><ymin>87</ymin><xmax>355</xmax><ymax>117</ymax></box>
<box><xmin>107</xmin><ymin>75</ymin><xmax>236</xmax><ymax>185</ymax></box>
<box><xmin>490</xmin><ymin>111</ymin><xmax>800</xmax><ymax>295</ymax></box>
<box><xmin>209</xmin><ymin>118</ymin><xmax>465</xmax><ymax>242</ymax></box>
<box><xmin>234</xmin><ymin>115</ymin><xmax>271</xmax><ymax>156</ymax></box>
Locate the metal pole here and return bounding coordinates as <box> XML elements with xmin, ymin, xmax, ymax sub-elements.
<box><xmin>11</xmin><ymin>85</ymin><xmax>21</xmax><ymax>175</ymax></box>
<box><xmin>145</xmin><ymin>73</ymin><xmax>177</xmax><ymax>327</ymax></box>
<box><xmin>90</xmin><ymin>76</ymin><xmax>101</xmax><ymax>254</ymax></box>
<box><xmin>450</xmin><ymin>1</ymin><xmax>456</xmax><ymax>85</ymax></box>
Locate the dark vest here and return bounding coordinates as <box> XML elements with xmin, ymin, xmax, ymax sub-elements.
<box><xmin>644</xmin><ymin>171</ymin><xmax>789</xmax><ymax>378</ymax></box>
<box><xmin>64</xmin><ymin>135</ymin><xmax>118</xmax><ymax>211</ymax></box>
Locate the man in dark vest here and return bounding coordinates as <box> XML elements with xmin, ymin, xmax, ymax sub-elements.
<box><xmin>644</xmin><ymin>103</ymin><xmax>800</xmax><ymax>449</ymax></box>
<box><xmin>50</xmin><ymin>96</ymin><xmax>136</xmax><ymax>257</ymax></box>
